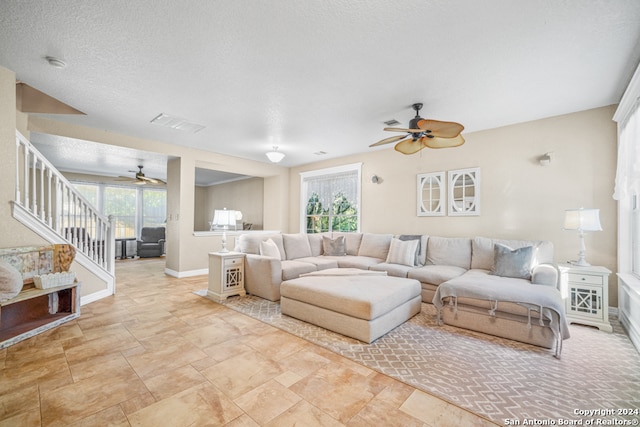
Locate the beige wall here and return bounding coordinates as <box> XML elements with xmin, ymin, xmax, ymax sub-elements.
<box><xmin>290</xmin><ymin>106</ymin><xmax>619</xmax><ymax>305</ymax></box>
<box><xmin>194</xmin><ymin>177</ymin><xmax>264</xmax><ymax>231</ymax></box>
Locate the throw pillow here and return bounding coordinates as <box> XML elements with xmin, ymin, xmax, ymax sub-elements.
<box><xmin>491</xmin><ymin>244</ymin><xmax>533</xmax><ymax>280</ymax></box>
<box><xmin>259</xmin><ymin>238</ymin><xmax>281</xmax><ymax>259</ymax></box>
<box><xmin>398</xmin><ymin>234</ymin><xmax>422</xmax><ymax>266</ymax></box>
<box><xmin>0</xmin><ymin>260</ymin><xmax>23</xmax><ymax>302</ymax></box>
<box><xmin>386</xmin><ymin>238</ymin><xmax>419</xmax><ymax>267</ymax></box>
<box><xmin>322</xmin><ymin>235</ymin><xmax>346</xmax><ymax>256</ymax></box>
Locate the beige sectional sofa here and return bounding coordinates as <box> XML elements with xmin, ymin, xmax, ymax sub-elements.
<box><xmin>236</xmin><ymin>232</ymin><xmax>569</xmax><ymax>355</ymax></box>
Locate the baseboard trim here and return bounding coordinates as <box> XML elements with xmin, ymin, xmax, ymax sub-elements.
<box><xmin>164</xmin><ymin>268</ymin><xmax>208</xmax><ymax>278</ymax></box>
<box><xmin>81</xmin><ymin>287</ymin><xmax>114</xmax><ymax>306</ymax></box>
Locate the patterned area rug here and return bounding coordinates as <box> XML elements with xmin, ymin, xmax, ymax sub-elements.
<box><xmin>214</xmin><ymin>294</ymin><xmax>640</xmax><ymax>424</ymax></box>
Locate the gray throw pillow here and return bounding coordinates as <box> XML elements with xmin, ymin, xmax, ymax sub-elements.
<box><xmin>491</xmin><ymin>244</ymin><xmax>533</xmax><ymax>280</ymax></box>
<box><xmin>322</xmin><ymin>235</ymin><xmax>346</xmax><ymax>256</ymax></box>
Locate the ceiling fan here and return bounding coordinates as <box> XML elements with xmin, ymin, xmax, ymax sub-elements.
<box><xmin>117</xmin><ymin>165</ymin><xmax>166</xmax><ymax>185</ymax></box>
<box><xmin>370</xmin><ymin>103</ymin><xmax>465</xmax><ymax>154</ymax></box>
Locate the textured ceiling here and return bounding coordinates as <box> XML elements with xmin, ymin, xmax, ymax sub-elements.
<box><xmin>1</xmin><ymin>0</ymin><xmax>640</xmax><ymax>179</ymax></box>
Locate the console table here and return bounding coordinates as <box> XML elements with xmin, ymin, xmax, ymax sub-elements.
<box><xmin>0</xmin><ymin>282</ymin><xmax>81</xmax><ymax>349</ymax></box>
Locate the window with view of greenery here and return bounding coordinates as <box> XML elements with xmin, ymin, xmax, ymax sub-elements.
<box><xmin>301</xmin><ymin>164</ymin><xmax>361</xmax><ymax>234</ymax></box>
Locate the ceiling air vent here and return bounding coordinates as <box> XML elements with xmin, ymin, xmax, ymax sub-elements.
<box><xmin>384</xmin><ymin>119</ymin><xmax>401</xmax><ymax>126</ymax></box>
<box><xmin>150</xmin><ymin>113</ymin><xmax>205</xmax><ymax>133</ymax></box>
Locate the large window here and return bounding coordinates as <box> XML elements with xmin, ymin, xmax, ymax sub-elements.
<box><xmin>300</xmin><ymin>163</ymin><xmax>361</xmax><ymax>233</ymax></box>
<box><xmin>74</xmin><ymin>182</ymin><xmax>166</xmax><ymax>239</ymax></box>
<box><xmin>613</xmin><ymin>81</ymin><xmax>640</xmax><ymax>277</ymax></box>
<box><xmin>105</xmin><ymin>186</ymin><xmax>137</xmax><ymax>238</ymax></box>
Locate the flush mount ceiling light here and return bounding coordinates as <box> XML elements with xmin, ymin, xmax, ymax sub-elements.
<box><xmin>150</xmin><ymin>113</ymin><xmax>205</xmax><ymax>133</ymax></box>
<box><xmin>45</xmin><ymin>56</ymin><xmax>67</xmax><ymax>68</ymax></box>
<box><xmin>265</xmin><ymin>146</ymin><xmax>285</xmax><ymax>163</ymax></box>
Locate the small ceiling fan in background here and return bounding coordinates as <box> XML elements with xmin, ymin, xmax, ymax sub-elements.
<box><xmin>117</xmin><ymin>165</ymin><xmax>166</xmax><ymax>185</ymax></box>
<box><xmin>370</xmin><ymin>103</ymin><xmax>465</xmax><ymax>154</ymax></box>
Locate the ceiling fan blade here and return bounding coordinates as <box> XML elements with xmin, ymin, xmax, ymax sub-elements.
<box><xmin>369</xmin><ymin>134</ymin><xmax>407</xmax><ymax>147</ymax></box>
<box><xmin>138</xmin><ymin>175</ymin><xmax>166</xmax><ymax>184</ymax></box>
<box><xmin>417</xmin><ymin>120</ymin><xmax>464</xmax><ymax>138</ymax></box>
<box><xmin>423</xmin><ymin>134</ymin><xmax>466</xmax><ymax>149</ymax></box>
<box><xmin>394</xmin><ymin>138</ymin><xmax>427</xmax><ymax>155</ymax></box>
<box><xmin>383</xmin><ymin>127</ymin><xmax>423</xmax><ymax>133</ymax></box>
<box><xmin>116</xmin><ymin>176</ymin><xmax>136</xmax><ymax>181</ymax></box>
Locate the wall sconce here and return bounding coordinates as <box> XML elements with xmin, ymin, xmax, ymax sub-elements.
<box><xmin>371</xmin><ymin>175</ymin><xmax>381</xmax><ymax>184</ymax></box>
<box><xmin>539</xmin><ymin>152</ymin><xmax>553</xmax><ymax>166</ymax></box>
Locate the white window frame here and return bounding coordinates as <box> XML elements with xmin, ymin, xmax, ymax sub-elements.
<box><xmin>299</xmin><ymin>163</ymin><xmax>362</xmax><ymax>233</ymax></box>
<box><xmin>613</xmin><ymin>63</ymin><xmax>640</xmax><ymax>279</ymax></box>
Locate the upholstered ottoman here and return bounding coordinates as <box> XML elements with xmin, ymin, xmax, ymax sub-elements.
<box><xmin>280</xmin><ymin>269</ymin><xmax>421</xmax><ymax>343</ymax></box>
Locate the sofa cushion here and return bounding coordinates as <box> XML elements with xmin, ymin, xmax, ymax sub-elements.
<box><xmin>332</xmin><ymin>232</ymin><xmax>363</xmax><ymax>255</ymax></box>
<box><xmin>426</xmin><ymin>236</ymin><xmax>471</xmax><ymax>269</ymax></box>
<box><xmin>307</xmin><ymin>234</ymin><xmax>324</xmax><ymax>256</ymax></box>
<box><xmin>369</xmin><ymin>262</ymin><xmax>415</xmax><ymax>278</ymax></box>
<box><xmin>324</xmin><ymin>255</ymin><xmax>383</xmax><ymax>270</ymax></box>
<box><xmin>295</xmin><ymin>256</ymin><xmax>339</xmax><ymax>270</ymax></box>
<box><xmin>323</xmin><ymin>235</ymin><xmax>346</xmax><ymax>256</ymax></box>
<box><xmin>386</xmin><ymin>238</ymin><xmax>419</xmax><ymax>267</ymax></box>
<box><xmin>281</xmin><ymin>260</ymin><xmax>318</xmax><ymax>281</ymax></box>
<box><xmin>260</xmin><ymin>239</ymin><xmax>281</xmax><ymax>259</ymax></box>
<box><xmin>491</xmin><ymin>244</ymin><xmax>533</xmax><ymax>280</ymax></box>
<box><xmin>283</xmin><ymin>234</ymin><xmax>313</xmax><ymax>260</ymax></box>
<box><xmin>408</xmin><ymin>265</ymin><xmax>467</xmax><ymax>285</ymax></box>
<box><xmin>358</xmin><ymin>233</ymin><xmax>393</xmax><ymax>260</ymax></box>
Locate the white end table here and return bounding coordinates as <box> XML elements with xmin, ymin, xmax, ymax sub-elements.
<box><xmin>559</xmin><ymin>264</ymin><xmax>612</xmax><ymax>332</ymax></box>
<box><xmin>207</xmin><ymin>251</ymin><xmax>246</xmax><ymax>303</ymax></box>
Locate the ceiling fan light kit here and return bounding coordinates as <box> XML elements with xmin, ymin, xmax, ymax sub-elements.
<box><xmin>371</xmin><ymin>103</ymin><xmax>465</xmax><ymax>155</ymax></box>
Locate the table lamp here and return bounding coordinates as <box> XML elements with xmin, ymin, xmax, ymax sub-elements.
<box><xmin>211</xmin><ymin>208</ymin><xmax>238</xmax><ymax>253</ymax></box>
<box><xmin>563</xmin><ymin>208</ymin><xmax>602</xmax><ymax>266</ymax></box>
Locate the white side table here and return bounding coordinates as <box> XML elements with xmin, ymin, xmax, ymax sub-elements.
<box><xmin>559</xmin><ymin>264</ymin><xmax>612</xmax><ymax>332</ymax></box>
<box><xmin>207</xmin><ymin>251</ymin><xmax>246</xmax><ymax>303</ymax></box>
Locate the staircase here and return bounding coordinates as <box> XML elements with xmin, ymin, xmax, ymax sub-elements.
<box><xmin>11</xmin><ymin>131</ymin><xmax>116</xmax><ymax>302</ymax></box>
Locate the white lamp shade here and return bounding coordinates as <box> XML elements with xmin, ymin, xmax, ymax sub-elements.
<box><xmin>212</xmin><ymin>209</ymin><xmax>237</xmax><ymax>228</ymax></box>
<box><xmin>563</xmin><ymin>208</ymin><xmax>602</xmax><ymax>231</ymax></box>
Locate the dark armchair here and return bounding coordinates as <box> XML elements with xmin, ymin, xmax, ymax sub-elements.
<box><xmin>136</xmin><ymin>227</ymin><xmax>166</xmax><ymax>258</ymax></box>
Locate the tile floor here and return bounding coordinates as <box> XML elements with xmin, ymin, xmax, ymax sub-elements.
<box><xmin>0</xmin><ymin>258</ymin><xmax>498</xmax><ymax>426</ymax></box>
